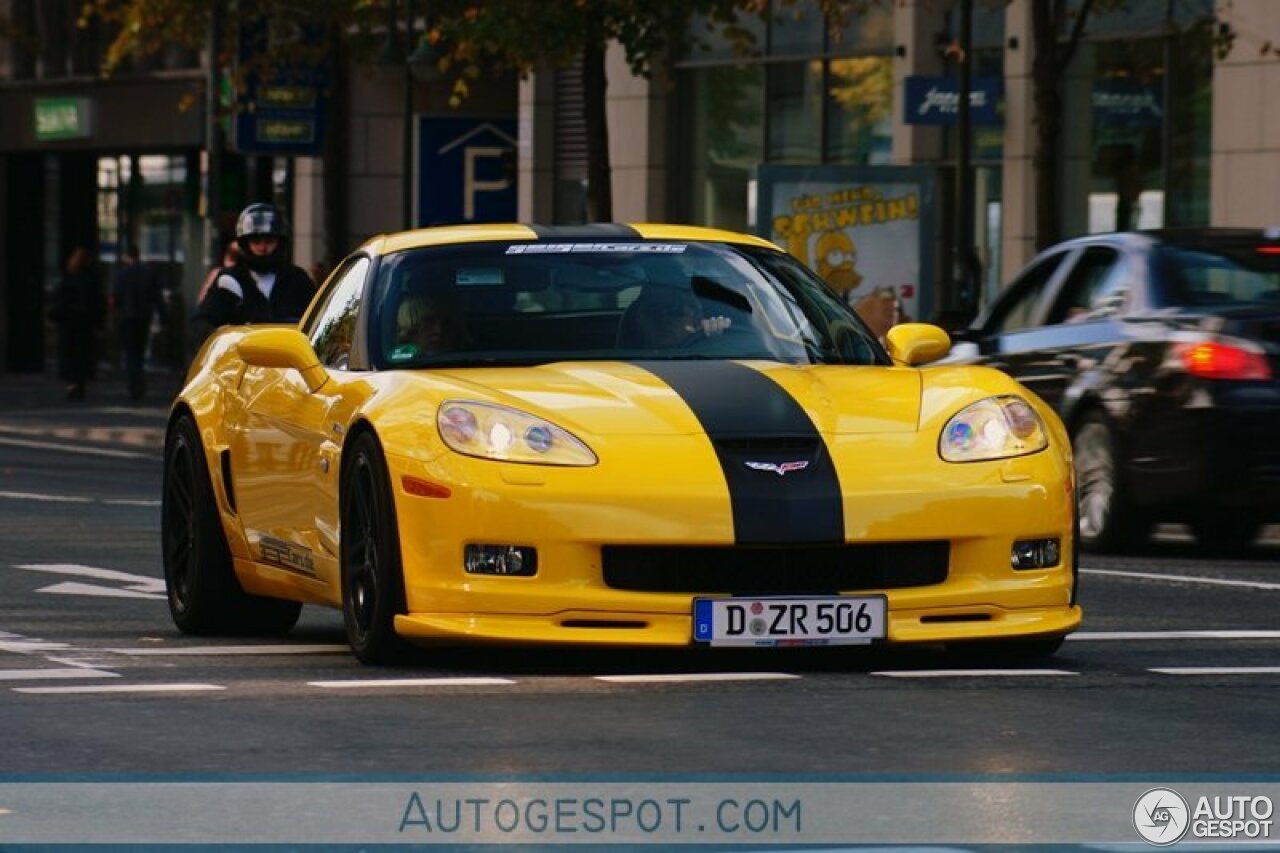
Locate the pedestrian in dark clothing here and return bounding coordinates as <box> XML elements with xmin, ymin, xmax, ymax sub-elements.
<box><xmin>50</xmin><ymin>246</ymin><xmax>104</xmax><ymax>401</ymax></box>
<box><xmin>111</xmin><ymin>244</ymin><xmax>163</xmax><ymax>401</ymax></box>
<box><xmin>190</xmin><ymin>203</ymin><xmax>315</xmax><ymax>354</ymax></box>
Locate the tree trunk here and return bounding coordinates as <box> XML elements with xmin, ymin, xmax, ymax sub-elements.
<box><xmin>581</xmin><ymin>24</ymin><xmax>612</xmax><ymax>222</ymax></box>
<box><xmin>1030</xmin><ymin>0</ymin><xmax>1061</xmax><ymax>251</ymax></box>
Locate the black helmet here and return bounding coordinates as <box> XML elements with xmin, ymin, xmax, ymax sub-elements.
<box><xmin>235</xmin><ymin>202</ymin><xmax>288</xmax><ymax>273</ymax></box>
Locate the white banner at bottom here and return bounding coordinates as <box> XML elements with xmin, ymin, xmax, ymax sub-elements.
<box><xmin>0</xmin><ymin>781</ymin><xmax>1278</xmax><ymax>846</ymax></box>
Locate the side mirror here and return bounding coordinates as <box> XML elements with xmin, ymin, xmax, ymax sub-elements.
<box><xmin>237</xmin><ymin>327</ymin><xmax>327</xmax><ymax>392</ymax></box>
<box><xmin>884</xmin><ymin>323</ymin><xmax>951</xmax><ymax>366</ymax></box>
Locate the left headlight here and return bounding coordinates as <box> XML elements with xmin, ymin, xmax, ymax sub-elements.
<box><xmin>437</xmin><ymin>400</ymin><xmax>598</xmax><ymax>467</ymax></box>
<box><xmin>939</xmin><ymin>395</ymin><xmax>1048</xmax><ymax>463</ymax></box>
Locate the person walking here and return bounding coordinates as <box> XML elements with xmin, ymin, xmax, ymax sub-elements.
<box><xmin>111</xmin><ymin>244</ymin><xmax>162</xmax><ymax>401</ymax></box>
<box><xmin>190</xmin><ymin>203</ymin><xmax>315</xmax><ymax>353</ymax></box>
<box><xmin>50</xmin><ymin>246</ymin><xmax>104</xmax><ymax>401</ymax></box>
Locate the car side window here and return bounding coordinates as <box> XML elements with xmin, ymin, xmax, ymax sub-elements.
<box><xmin>1046</xmin><ymin>247</ymin><xmax>1128</xmax><ymax>324</ymax></box>
<box><xmin>988</xmin><ymin>253</ymin><xmax>1065</xmax><ymax>334</ymax></box>
<box><xmin>307</xmin><ymin>257</ymin><xmax>371</xmax><ymax>370</ymax></box>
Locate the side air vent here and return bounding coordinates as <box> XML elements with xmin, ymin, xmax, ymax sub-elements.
<box><xmin>220</xmin><ymin>449</ymin><xmax>237</xmax><ymax>514</ymax></box>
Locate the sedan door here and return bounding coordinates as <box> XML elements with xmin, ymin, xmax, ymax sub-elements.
<box><xmin>994</xmin><ymin>245</ymin><xmax>1135</xmax><ymax>414</ymax></box>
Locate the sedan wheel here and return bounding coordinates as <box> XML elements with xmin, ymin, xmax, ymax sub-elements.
<box><xmin>1073</xmin><ymin>414</ymin><xmax>1148</xmax><ymax>552</ymax></box>
<box><xmin>1189</xmin><ymin>513</ymin><xmax>1261</xmax><ymax>555</ymax></box>
<box><xmin>341</xmin><ymin>433</ymin><xmax>411</xmax><ymax>664</ymax></box>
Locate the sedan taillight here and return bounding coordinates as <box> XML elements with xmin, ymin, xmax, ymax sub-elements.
<box><xmin>1176</xmin><ymin>341</ymin><xmax>1272</xmax><ymax>380</ymax></box>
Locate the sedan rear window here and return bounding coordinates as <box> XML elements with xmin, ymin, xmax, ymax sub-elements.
<box><xmin>1161</xmin><ymin>245</ymin><xmax>1280</xmax><ymax>306</ymax></box>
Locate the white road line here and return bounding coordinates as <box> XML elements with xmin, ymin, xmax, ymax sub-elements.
<box><xmin>0</xmin><ymin>492</ymin><xmax>158</xmax><ymax>506</ymax></box>
<box><xmin>309</xmin><ymin>677</ymin><xmax>516</xmax><ymax>688</ymax></box>
<box><xmin>1070</xmin><ymin>630</ymin><xmax>1280</xmax><ymax>641</ymax></box>
<box><xmin>14</xmin><ymin>683</ymin><xmax>224</xmax><ymax>695</ymax></box>
<box><xmin>0</xmin><ymin>490</ymin><xmax>92</xmax><ymax>504</ymax></box>
<box><xmin>1082</xmin><ymin>568</ymin><xmax>1280</xmax><ymax>591</ymax></box>
<box><xmin>106</xmin><ymin>644</ymin><xmax>350</xmax><ymax>656</ymax></box>
<box><xmin>594</xmin><ymin>672</ymin><xmax>802</xmax><ymax>684</ymax></box>
<box><xmin>0</xmin><ymin>668</ymin><xmax>120</xmax><ymax>681</ymax></box>
<box><xmin>0</xmin><ymin>639</ymin><xmax>71</xmax><ymax>653</ymax></box>
<box><xmin>0</xmin><ymin>436</ymin><xmax>150</xmax><ymax>460</ymax></box>
<box><xmin>1151</xmin><ymin>667</ymin><xmax>1280</xmax><ymax>676</ymax></box>
<box><xmin>871</xmin><ymin>669</ymin><xmax>1077</xmax><ymax>678</ymax></box>
<box><xmin>36</xmin><ymin>581</ymin><xmax>167</xmax><ymax>601</ymax></box>
<box><xmin>15</xmin><ymin>564</ymin><xmax>166</xmax><ymax>599</ymax></box>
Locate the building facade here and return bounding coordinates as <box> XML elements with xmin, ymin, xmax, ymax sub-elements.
<box><xmin>519</xmin><ymin>0</ymin><xmax>1277</xmax><ymax>322</ymax></box>
<box><xmin>2</xmin><ymin>0</ymin><xmax>1278</xmax><ymax>370</ymax></box>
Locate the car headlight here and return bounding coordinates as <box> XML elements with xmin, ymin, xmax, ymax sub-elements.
<box><xmin>437</xmin><ymin>400</ymin><xmax>597</xmax><ymax>466</ymax></box>
<box><xmin>940</xmin><ymin>395</ymin><xmax>1048</xmax><ymax>463</ymax></box>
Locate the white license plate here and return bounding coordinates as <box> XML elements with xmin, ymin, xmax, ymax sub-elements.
<box><xmin>693</xmin><ymin>596</ymin><xmax>887</xmax><ymax>647</ymax></box>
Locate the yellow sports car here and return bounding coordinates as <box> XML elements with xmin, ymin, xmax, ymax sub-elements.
<box><xmin>163</xmin><ymin>224</ymin><xmax>1081</xmax><ymax>664</ymax></box>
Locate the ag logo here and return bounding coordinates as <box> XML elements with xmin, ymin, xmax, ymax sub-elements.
<box><xmin>1134</xmin><ymin>788</ymin><xmax>1190</xmax><ymax>846</ymax></box>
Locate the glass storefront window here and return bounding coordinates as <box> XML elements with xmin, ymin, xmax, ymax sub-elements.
<box><xmin>684</xmin><ymin>64</ymin><xmax>764</xmax><ymax>232</ymax></box>
<box><xmin>826</xmin><ymin>57</ymin><xmax>893</xmax><ymax>164</ymax></box>
<box><xmin>769</xmin><ymin>4</ymin><xmax>824</xmax><ymax>55</ymax></box>
<box><xmin>1088</xmin><ymin>39</ymin><xmax>1166</xmax><ymax>232</ymax></box>
<box><xmin>767</xmin><ymin>61</ymin><xmax>822</xmax><ymax>163</ymax></box>
<box><xmin>674</xmin><ymin>2</ymin><xmax>893</xmax><ymax>230</ymax></box>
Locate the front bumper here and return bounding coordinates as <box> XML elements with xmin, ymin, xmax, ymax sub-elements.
<box><xmin>386</xmin><ymin>432</ymin><xmax>1080</xmax><ymax>647</ymax></box>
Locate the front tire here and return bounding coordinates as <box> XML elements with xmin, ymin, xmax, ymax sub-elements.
<box><xmin>163</xmin><ymin>415</ymin><xmax>301</xmax><ymax>635</ymax></box>
<box><xmin>340</xmin><ymin>432</ymin><xmax>412</xmax><ymax>664</ymax></box>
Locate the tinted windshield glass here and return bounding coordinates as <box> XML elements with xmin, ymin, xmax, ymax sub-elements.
<box><xmin>369</xmin><ymin>241</ymin><xmax>886</xmax><ymax>368</ymax></box>
<box><xmin>1161</xmin><ymin>244</ymin><xmax>1280</xmax><ymax>307</ymax></box>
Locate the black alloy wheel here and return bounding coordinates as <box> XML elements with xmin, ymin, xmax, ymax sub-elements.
<box><xmin>341</xmin><ymin>432</ymin><xmax>412</xmax><ymax>664</ymax></box>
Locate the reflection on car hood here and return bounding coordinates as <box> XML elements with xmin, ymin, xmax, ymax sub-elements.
<box><xmin>423</xmin><ymin>360</ymin><xmax>922</xmax><ymax>437</ymax></box>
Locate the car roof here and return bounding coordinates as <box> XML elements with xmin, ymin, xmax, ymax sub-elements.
<box><xmin>1047</xmin><ymin>227</ymin><xmax>1280</xmax><ymax>253</ymax></box>
<box><xmin>357</xmin><ymin>223</ymin><xmax>782</xmax><ymax>257</ymax></box>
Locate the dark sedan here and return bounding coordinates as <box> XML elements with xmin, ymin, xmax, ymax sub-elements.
<box><xmin>949</xmin><ymin>228</ymin><xmax>1280</xmax><ymax>552</ymax></box>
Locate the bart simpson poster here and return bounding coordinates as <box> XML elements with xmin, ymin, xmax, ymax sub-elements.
<box><xmin>756</xmin><ymin>165</ymin><xmax>936</xmax><ymax>324</ymax></box>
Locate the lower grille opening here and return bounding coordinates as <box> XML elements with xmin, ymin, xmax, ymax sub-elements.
<box><xmin>920</xmin><ymin>613</ymin><xmax>991</xmax><ymax>624</ymax></box>
<box><xmin>559</xmin><ymin>619</ymin><xmax>649</xmax><ymax>630</ymax></box>
<box><xmin>602</xmin><ymin>541</ymin><xmax>949</xmax><ymax>594</ymax></box>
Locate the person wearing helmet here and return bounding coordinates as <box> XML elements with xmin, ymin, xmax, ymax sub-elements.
<box><xmin>190</xmin><ymin>202</ymin><xmax>316</xmax><ymax>352</ymax></box>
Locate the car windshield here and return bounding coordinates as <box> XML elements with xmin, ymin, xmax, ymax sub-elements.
<box><xmin>1161</xmin><ymin>244</ymin><xmax>1280</xmax><ymax>307</ymax></box>
<box><xmin>369</xmin><ymin>240</ymin><xmax>887</xmax><ymax>369</ymax></box>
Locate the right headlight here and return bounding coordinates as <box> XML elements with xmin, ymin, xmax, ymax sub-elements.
<box><xmin>939</xmin><ymin>395</ymin><xmax>1048</xmax><ymax>463</ymax></box>
<box><xmin>437</xmin><ymin>400</ymin><xmax>597</xmax><ymax>467</ymax></box>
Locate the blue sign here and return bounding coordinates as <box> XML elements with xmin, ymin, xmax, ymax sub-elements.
<box><xmin>416</xmin><ymin>116</ymin><xmax>517</xmax><ymax>226</ymax></box>
<box><xmin>1092</xmin><ymin>82</ymin><xmax>1163</xmax><ymax>128</ymax></box>
<box><xmin>903</xmin><ymin>76</ymin><xmax>1002</xmax><ymax>126</ymax></box>
<box><xmin>232</xmin><ymin>19</ymin><xmax>329</xmax><ymax>156</ymax></box>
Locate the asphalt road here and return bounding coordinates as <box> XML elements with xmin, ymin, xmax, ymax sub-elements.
<box><xmin>1</xmin><ymin>382</ymin><xmax>1277</xmax><ymax>786</ymax></box>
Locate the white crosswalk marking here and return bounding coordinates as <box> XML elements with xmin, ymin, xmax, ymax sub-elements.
<box><xmin>0</xmin><ymin>668</ymin><xmax>120</xmax><ymax>681</ymax></box>
<box><xmin>595</xmin><ymin>673</ymin><xmax>801</xmax><ymax>683</ymax></box>
<box><xmin>15</xmin><ymin>684</ymin><xmax>223</xmax><ymax>695</ymax></box>
<box><xmin>108</xmin><ymin>644</ymin><xmax>350</xmax><ymax>656</ymax></box>
<box><xmin>309</xmin><ymin>678</ymin><xmax>516</xmax><ymax>688</ymax></box>
<box><xmin>871</xmin><ymin>669</ymin><xmax>1078</xmax><ymax>678</ymax></box>
<box><xmin>15</xmin><ymin>563</ymin><xmax>166</xmax><ymax>599</ymax></box>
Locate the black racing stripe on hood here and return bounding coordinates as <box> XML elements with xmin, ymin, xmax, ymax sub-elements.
<box><xmin>525</xmin><ymin>223</ymin><xmax>641</xmax><ymax>239</ymax></box>
<box><xmin>636</xmin><ymin>361</ymin><xmax>845</xmax><ymax>545</ymax></box>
